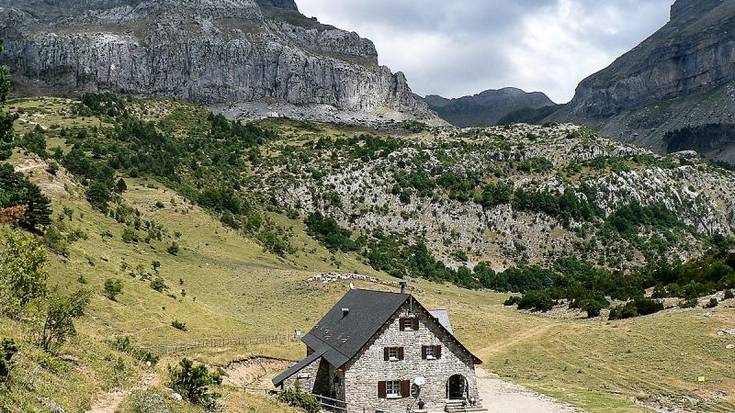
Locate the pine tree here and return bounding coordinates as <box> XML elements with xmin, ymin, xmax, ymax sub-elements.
<box><xmin>0</xmin><ymin>40</ymin><xmax>18</xmax><ymax>155</ymax></box>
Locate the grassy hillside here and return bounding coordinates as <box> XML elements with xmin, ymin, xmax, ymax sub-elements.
<box><xmin>1</xmin><ymin>97</ymin><xmax>734</xmax><ymax>413</ymax></box>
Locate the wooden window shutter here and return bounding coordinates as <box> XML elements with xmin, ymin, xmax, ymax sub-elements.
<box><xmin>398</xmin><ymin>347</ymin><xmax>404</xmax><ymax>360</ymax></box>
<box><xmin>399</xmin><ymin>318</ymin><xmax>405</xmax><ymax>331</ymax></box>
<box><xmin>401</xmin><ymin>380</ymin><xmax>411</xmax><ymax>398</ymax></box>
<box><xmin>421</xmin><ymin>345</ymin><xmax>427</xmax><ymax>359</ymax></box>
<box><xmin>384</xmin><ymin>347</ymin><xmax>389</xmax><ymax>361</ymax></box>
<box><xmin>412</xmin><ymin>318</ymin><xmax>419</xmax><ymax>330</ymax></box>
<box><xmin>435</xmin><ymin>345</ymin><xmax>442</xmax><ymax>359</ymax></box>
<box><xmin>378</xmin><ymin>381</ymin><xmax>387</xmax><ymax>398</ymax></box>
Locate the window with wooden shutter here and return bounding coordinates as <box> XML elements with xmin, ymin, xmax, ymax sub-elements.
<box><xmin>378</xmin><ymin>381</ymin><xmax>387</xmax><ymax>398</ymax></box>
<box><xmin>422</xmin><ymin>345</ymin><xmax>441</xmax><ymax>360</ymax></box>
<box><xmin>412</xmin><ymin>318</ymin><xmax>419</xmax><ymax>330</ymax></box>
<box><xmin>400</xmin><ymin>317</ymin><xmax>415</xmax><ymax>331</ymax></box>
<box><xmin>401</xmin><ymin>380</ymin><xmax>411</xmax><ymax>398</ymax></box>
<box><xmin>385</xmin><ymin>347</ymin><xmax>401</xmax><ymax>361</ymax></box>
<box><xmin>385</xmin><ymin>380</ymin><xmax>401</xmax><ymax>398</ymax></box>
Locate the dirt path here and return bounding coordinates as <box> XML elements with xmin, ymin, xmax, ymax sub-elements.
<box><xmin>86</xmin><ymin>372</ymin><xmax>158</xmax><ymax>413</ymax></box>
<box><xmin>477</xmin><ymin>323</ymin><xmax>560</xmax><ymax>358</ymax></box>
<box><xmin>477</xmin><ymin>368</ymin><xmax>581</xmax><ymax>413</ymax></box>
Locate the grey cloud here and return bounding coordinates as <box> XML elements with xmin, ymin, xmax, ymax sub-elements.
<box><xmin>297</xmin><ymin>0</ymin><xmax>673</xmax><ymax>102</ymax></box>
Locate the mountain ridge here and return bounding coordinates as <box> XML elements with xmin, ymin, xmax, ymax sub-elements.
<box><xmin>0</xmin><ymin>0</ymin><xmax>439</xmax><ymax>124</ymax></box>
<box><xmin>425</xmin><ymin>87</ymin><xmax>556</xmax><ymax>127</ymax></box>
<box><xmin>549</xmin><ymin>0</ymin><xmax>735</xmax><ymax>163</ymax></box>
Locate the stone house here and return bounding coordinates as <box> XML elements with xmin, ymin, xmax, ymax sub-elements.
<box><xmin>273</xmin><ymin>288</ymin><xmax>484</xmax><ymax>413</ymax></box>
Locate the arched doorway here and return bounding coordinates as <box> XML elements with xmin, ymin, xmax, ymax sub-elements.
<box><xmin>446</xmin><ymin>374</ymin><xmax>467</xmax><ymax>400</ymax></box>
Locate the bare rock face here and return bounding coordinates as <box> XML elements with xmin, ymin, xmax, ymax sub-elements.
<box><xmin>552</xmin><ymin>0</ymin><xmax>735</xmax><ymax>163</ymax></box>
<box><xmin>0</xmin><ymin>0</ymin><xmax>438</xmax><ymax>123</ymax></box>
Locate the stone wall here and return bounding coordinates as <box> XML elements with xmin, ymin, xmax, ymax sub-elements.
<box><xmin>282</xmin><ymin>357</ymin><xmax>320</xmax><ymax>392</ymax></box>
<box><xmin>343</xmin><ymin>300</ymin><xmax>478</xmax><ymax>413</ymax></box>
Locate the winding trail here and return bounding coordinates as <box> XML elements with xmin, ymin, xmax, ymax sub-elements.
<box><xmin>474</xmin><ymin>322</ymin><xmax>583</xmax><ymax>413</ymax></box>
<box><xmin>86</xmin><ymin>372</ymin><xmax>158</xmax><ymax>413</ymax></box>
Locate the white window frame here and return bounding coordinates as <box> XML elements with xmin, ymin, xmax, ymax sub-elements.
<box><xmin>425</xmin><ymin>345</ymin><xmax>436</xmax><ymax>360</ymax></box>
<box><xmin>386</xmin><ymin>380</ymin><xmax>401</xmax><ymax>399</ymax></box>
<box><xmin>387</xmin><ymin>347</ymin><xmax>400</xmax><ymax>361</ymax></box>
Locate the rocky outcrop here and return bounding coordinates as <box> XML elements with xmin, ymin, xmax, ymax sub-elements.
<box><xmin>0</xmin><ymin>0</ymin><xmax>438</xmax><ymax>123</ymax></box>
<box><xmin>425</xmin><ymin>87</ymin><xmax>555</xmax><ymax>127</ymax></box>
<box><xmin>245</xmin><ymin>122</ymin><xmax>735</xmax><ymax>272</ymax></box>
<box><xmin>552</xmin><ymin>0</ymin><xmax>735</xmax><ymax>163</ymax></box>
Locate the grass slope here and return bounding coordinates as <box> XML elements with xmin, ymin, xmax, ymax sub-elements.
<box><xmin>1</xmin><ymin>97</ymin><xmax>734</xmax><ymax>413</ymax></box>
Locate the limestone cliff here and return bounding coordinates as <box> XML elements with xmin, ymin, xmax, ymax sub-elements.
<box><xmin>0</xmin><ymin>0</ymin><xmax>438</xmax><ymax>123</ymax></box>
<box><xmin>552</xmin><ymin>0</ymin><xmax>735</xmax><ymax>163</ymax></box>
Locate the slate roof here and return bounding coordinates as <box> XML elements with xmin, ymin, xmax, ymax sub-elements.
<box><xmin>272</xmin><ymin>348</ymin><xmax>325</xmax><ymax>386</ymax></box>
<box><xmin>303</xmin><ymin>289</ymin><xmax>409</xmax><ymax>367</ymax></box>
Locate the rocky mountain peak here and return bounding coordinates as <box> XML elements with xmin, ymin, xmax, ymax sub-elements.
<box><xmin>0</xmin><ymin>0</ymin><xmax>438</xmax><ymax>124</ymax></box>
<box><xmin>670</xmin><ymin>0</ymin><xmax>722</xmax><ymax>21</ymax></box>
<box><xmin>426</xmin><ymin>87</ymin><xmax>556</xmax><ymax>127</ymax></box>
<box><xmin>551</xmin><ymin>0</ymin><xmax>735</xmax><ymax>163</ymax></box>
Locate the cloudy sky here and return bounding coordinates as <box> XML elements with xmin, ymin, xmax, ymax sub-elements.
<box><xmin>297</xmin><ymin>0</ymin><xmax>673</xmax><ymax>103</ymax></box>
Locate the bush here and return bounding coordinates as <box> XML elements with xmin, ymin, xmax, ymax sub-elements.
<box><xmin>305</xmin><ymin>212</ymin><xmax>357</xmax><ymax>252</ymax></box>
<box><xmin>725</xmin><ymin>290</ymin><xmax>734</xmax><ymax>300</ymax></box>
<box><xmin>109</xmin><ymin>336</ymin><xmax>159</xmax><ymax>366</ymax></box>
<box><xmin>167</xmin><ymin>242</ymin><xmax>179</xmax><ymax>256</ymax></box>
<box><xmin>150</xmin><ymin>277</ymin><xmax>168</xmax><ymax>293</ymax></box>
<box><xmin>168</xmin><ymin>358</ymin><xmax>221</xmax><ymax>410</ymax></box>
<box><xmin>609</xmin><ymin>298</ymin><xmax>663</xmax><ymax>320</ymax></box>
<box><xmin>171</xmin><ymin>320</ymin><xmax>187</xmax><ymax>331</ymax></box>
<box><xmin>517</xmin><ymin>290</ymin><xmax>556</xmax><ymax>312</ymax></box>
<box><xmin>86</xmin><ymin>180</ymin><xmax>113</xmax><ymax>212</ymax></box>
<box><xmin>115</xmin><ymin>178</ymin><xmax>127</xmax><ymax>193</ymax></box>
<box><xmin>477</xmin><ymin>182</ymin><xmax>513</xmax><ymax>208</ymax></box>
<box><xmin>19</xmin><ymin>126</ymin><xmax>47</xmax><ymax>157</ymax></box>
<box><xmin>633</xmin><ymin>297</ymin><xmax>664</xmax><ymax>316</ymax></box>
<box><xmin>503</xmin><ymin>295</ymin><xmax>521</xmax><ymax>306</ymax></box>
<box><xmin>278</xmin><ymin>381</ymin><xmax>320</xmax><ymax>413</ymax></box>
<box><xmin>0</xmin><ymin>231</ymin><xmax>48</xmax><ymax>317</ymax></box>
<box><xmin>0</xmin><ymin>338</ymin><xmax>17</xmax><ymax>387</ymax></box>
<box><xmin>0</xmin><ymin>163</ymin><xmax>52</xmax><ymax>233</ymax></box>
<box><xmin>37</xmin><ymin>290</ymin><xmax>91</xmax><ymax>352</ymax></box>
<box><xmin>579</xmin><ymin>297</ymin><xmax>608</xmax><ymax>318</ymax></box>
<box><xmin>679</xmin><ymin>298</ymin><xmax>698</xmax><ymax>308</ymax></box>
<box><xmin>103</xmin><ymin>278</ymin><xmax>123</xmax><ymax>301</ymax></box>
<box><xmin>705</xmin><ymin>298</ymin><xmax>719</xmax><ymax>308</ymax></box>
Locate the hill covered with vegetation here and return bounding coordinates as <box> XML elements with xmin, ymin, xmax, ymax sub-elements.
<box><xmin>1</xmin><ymin>90</ymin><xmax>735</xmax><ymax>413</ymax></box>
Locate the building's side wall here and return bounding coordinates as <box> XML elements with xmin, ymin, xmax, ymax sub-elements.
<box><xmin>343</xmin><ymin>301</ymin><xmax>478</xmax><ymax>413</ymax></box>
<box><xmin>283</xmin><ymin>357</ymin><xmax>346</xmax><ymax>402</ymax></box>
<box><xmin>314</xmin><ymin>359</ymin><xmax>346</xmax><ymax>401</ymax></box>
<box><xmin>282</xmin><ymin>357</ymin><xmax>320</xmax><ymax>392</ymax></box>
